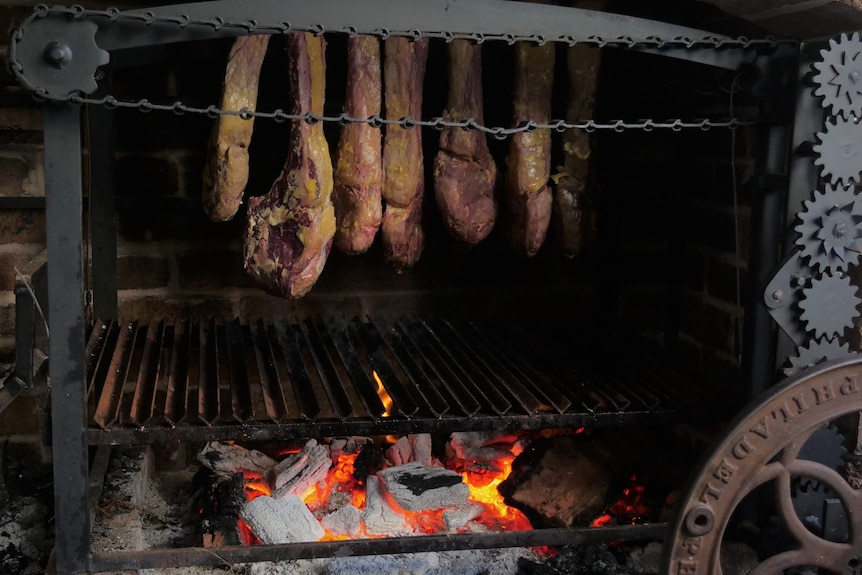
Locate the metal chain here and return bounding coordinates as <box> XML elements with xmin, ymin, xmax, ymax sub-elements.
<box><xmin>9</xmin><ymin>4</ymin><xmax>773</xmax><ymax>135</ymax></box>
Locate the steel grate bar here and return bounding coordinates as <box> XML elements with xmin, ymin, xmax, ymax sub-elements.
<box><xmin>351</xmin><ymin>317</ymin><xmax>419</xmax><ymax>418</ymax></box>
<box><xmin>492</xmin><ymin>321</ymin><xmax>602</xmax><ymax>412</ymax></box>
<box><xmin>180</xmin><ymin>319</ymin><xmax>201</xmax><ymax>426</ymax></box>
<box><xmin>85</xmin><ymin>320</ymin><xmax>110</xmax><ymax>390</ymax></box>
<box><xmin>93</xmin><ymin>320</ymin><xmax>137</xmax><ymax>429</ymax></box>
<box><xmin>225</xmin><ymin>319</ymin><xmax>254</xmax><ymax>422</ymax></box>
<box><xmin>198</xmin><ymin>319</ymin><xmax>220</xmax><ymax>425</ymax></box>
<box><xmin>371</xmin><ymin>317</ymin><xmax>450</xmax><ymax>418</ymax></box>
<box><xmin>149</xmin><ymin>322</ymin><xmax>174</xmax><ymax>426</ymax></box>
<box><xmin>251</xmin><ymin>319</ymin><xmax>288</xmax><ymax>422</ymax></box>
<box><xmin>443</xmin><ymin>318</ymin><xmax>543</xmax><ymax>414</ymax></box>
<box><xmin>164</xmin><ymin>319</ymin><xmax>190</xmax><ymax>425</ymax></box>
<box><xmin>541</xmin><ymin>337</ymin><xmax>647</xmax><ymax>411</ymax></box>
<box><xmin>242</xmin><ymin>324</ymin><xmax>270</xmax><ymax>424</ymax></box>
<box><xmin>118</xmin><ymin>324</ymin><xmax>147</xmax><ymax>427</ymax></box>
<box><xmin>215</xmin><ymin>321</ymin><xmax>234</xmax><ymax>422</ymax></box>
<box><xmin>274</xmin><ymin>319</ymin><xmax>320</xmax><ymax>420</ymax></box>
<box><xmin>397</xmin><ymin>318</ymin><xmax>482</xmax><ymax>417</ymax></box>
<box><xmin>324</xmin><ymin>319</ymin><xmax>387</xmax><ymax>419</ymax></box>
<box><xmin>517</xmin><ymin>331</ymin><xmax>633</xmax><ymax>411</ymax></box>
<box><xmin>470</xmin><ymin>322</ymin><xmax>576</xmax><ymax>413</ymax></box>
<box><xmin>82</xmin><ymin>316</ymin><xmax>724</xmax><ymax>437</ymax></box>
<box><xmin>129</xmin><ymin>320</ymin><xmax>164</xmax><ymax>425</ymax></box>
<box><xmin>302</xmin><ymin>318</ymin><xmax>356</xmax><ymax>420</ymax></box>
<box><xmin>87</xmin><ymin>320</ymin><xmax>119</xmax><ymax>421</ymax></box>
<box><xmin>422</xmin><ymin>318</ymin><xmax>514</xmax><ymax>415</ymax></box>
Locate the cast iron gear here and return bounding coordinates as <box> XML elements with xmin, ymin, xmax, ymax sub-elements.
<box><xmin>798</xmin><ymin>270</ymin><xmax>861</xmax><ymax>338</ymax></box>
<box><xmin>784</xmin><ymin>336</ymin><xmax>858</xmax><ymax>376</ymax></box>
<box><xmin>794</xmin><ymin>185</ymin><xmax>862</xmax><ymax>272</ymax></box>
<box><xmin>13</xmin><ymin>16</ymin><xmax>108</xmax><ymax>97</ymax></box>
<box><xmin>793</xmin><ymin>424</ymin><xmax>847</xmax><ymax>490</ymax></box>
<box><xmin>813</xmin><ymin>115</ymin><xmax>862</xmax><ymax>187</ymax></box>
<box><xmin>813</xmin><ymin>32</ymin><xmax>862</xmax><ymax>118</ymax></box>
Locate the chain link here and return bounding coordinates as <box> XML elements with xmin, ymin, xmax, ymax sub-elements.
<box><xmin>10</xmin><ymin>4</ymin><xmax>771</xmax><ymax>135</ymax></box>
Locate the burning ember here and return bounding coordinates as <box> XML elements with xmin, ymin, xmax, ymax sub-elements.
<box><xmin>590</xmin><ymin>474</ymin><xmax>651</xmax><ymax>528</ymax></box>
<box><xmin>201</xmin><ymin>433</ymin><xmax>534</xmax><ymax>546</ymax></box>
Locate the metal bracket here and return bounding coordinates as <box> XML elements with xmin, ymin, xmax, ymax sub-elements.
<box><xmin>763</xmin><ymin>249</ymin><xmax>809</xmax><ymax>346</ymax></box>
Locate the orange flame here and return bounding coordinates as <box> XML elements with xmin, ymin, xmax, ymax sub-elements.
<box><xmin>241</xmin><ymin>470</ymin><xmax>271</xmax><ymax>501</ymax></box>
<box><xmin>373</xmin><ymin>371</ymin><xmax>393</xmax><ymax>417</ymax></box>
<box><xmin>463</xmin><ymin>457</ymin><xmax>532</xmax><ymax>531</ymax></box>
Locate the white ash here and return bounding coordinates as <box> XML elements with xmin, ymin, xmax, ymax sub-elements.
<box><xmin>198</xmin><ymin>442</ymin><xmax>276</xmax><ymax>477</ymax></box>
<box><xmin>328</xmin><ymin>437</ymin><xmax>371</xmax><ymax>459</ymax></box>
<box><xmin>248</xmin><ymin>547</ymin><xmax>541</xmax><ymax>575</ymax></box>
<box><xmin>321</xmin><ymin>504</ymin><xmax>361</xmax><ymax>537</ymax></box>
<box><xmin>442</xmin><ymin>501</ymin><xmax>485</xmax><ymax>531</ymax></box>
<box><xmin>240</xmin><ymin>495</ymin><xmax>324</xmax><ymax>544</ymax></box>
<box><xmin>449</xmin><ymin>431</ymin><xmax>521</xmax><ymax>463</ymax></box>
<box><xmin>362</xmin><ymin>475</ymin><xmax>413</xmax><ymax>536</ymax></box>
<box><xmin>269</xmin><ymin>439</ymin><xmax>331</xmax><ymax>499</ymax></box>
<box><xmin>624</xmin><ymin>541</ymin><xmax>663</xmax><ymax>574</ymax></box>
<box><xmin>324</xmin><ymin>488</ymin><xmax>353</xmax><ymax>513</ymax></box>
<box><xmin>385</xmin><ymin>434</ymin><xmax>434</xmax><ymax>466</ymax></box>
<box><xmin>0</xmin><ymin>496</ymin><xmax>52</xmax><ymax>575</ymax></box>
<box><xmin>378</xmin><ymin>462</ymin><xmax>469</xmax><ymax>512</ymax></box>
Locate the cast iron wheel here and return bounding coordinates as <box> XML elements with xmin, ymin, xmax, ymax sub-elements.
<box><xmin>662</xmin><ymin>357</ymin><xmax>862</xmax><ymax>574</ymax></box>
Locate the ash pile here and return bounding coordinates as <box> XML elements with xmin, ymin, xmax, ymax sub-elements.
<box><xmin>0</xmin><ymin>447</ymin><xmax>54</xmax><ymax>575</ymax></box>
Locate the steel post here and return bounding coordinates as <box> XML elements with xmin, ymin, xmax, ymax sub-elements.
<box><xmin>44</xmin><ymin>102</ymin><xmax>90</xmax><ymax>575</ymax></box>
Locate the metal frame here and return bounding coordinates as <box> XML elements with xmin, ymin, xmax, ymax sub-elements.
<box><xmin>13</xmin><ymin>1</ymin><xmax>803</xmax><ymax>572</ymax></box>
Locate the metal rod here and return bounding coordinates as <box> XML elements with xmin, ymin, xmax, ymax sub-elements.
<box><xmin>43</xmin><ymin>101</ymin><xmax>89</xmax><ymax>575</ymax></box>
<box><xmin>89</xmin><ymin>524</ymin><xmax>667</xmax><ymax>571</ymax></box>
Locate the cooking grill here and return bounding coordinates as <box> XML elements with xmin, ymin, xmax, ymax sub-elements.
<box><xmin>5</xmin><ymin>0</ymin><xmax>817</xmax><ymax>573</ymax></box>
<box><xmin>84</xmin><ymin>316</ymin><xmax>717</xmax><ymax>443</ymax></box>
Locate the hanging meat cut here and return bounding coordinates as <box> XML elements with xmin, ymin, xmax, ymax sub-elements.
<box><xmin>382</xmin><ymin>36</ymin><xmax>429</xmax><ymax>269</ymax></box>
<box><xmin>505</xmin><ymin>39</ymin><xmax>555</xmax><ymax>257</ymax></box>
<box><xmin>553</xmin><ymin>1</ymin><xmax>604</xmax><ymax>257</ymax></box>
<box><xmin>202</xmin><ymin>34</ymin><xmax>270</xmax><ymax>222</ymax></box>
<box><xmin>243</xmin><ymin>32</ymin><xmax>335</xmax><ymax>298</ymax></box>
<box><xmin>333</xmin><ymin>35</ymin><xmax>383</xmax><ymax>255</ymax></box>
<box><xmin>434</xmin><ymin>40</ymin><xmax>499</xmax><ymax>246</ymax></box>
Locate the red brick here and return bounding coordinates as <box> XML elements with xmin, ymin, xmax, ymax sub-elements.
<box><xmin>0</xmin><ymin>387</ymin><xmax>47</xmax><ymax>437</ymax></box>
<box><xmin>0</xmin><ymin>209</ymin><xmax>46</xmax><ymax>244</ymax></box>
<box><xmin>679</xmin><ymin>295</ymin><xmax>737</xmax><ymax>353</ymax></box>
<box><xmin>177</xmin><ymin>248</ymin><xmax>255</xmax><ymax>289</ymax></box>
<box><xmin>0</xmin><ymin>293</ymin><xmax>14</xmax><ymax>336</ymax></box>
<box><xmin>117</xmin><ymin>293</ymin><xmax>238</xmax><ymax>321</ymax></box>
<box><xmin>117</xmin><ymin>255</ymin><xmax>172</xmax><ymax>290</ymax></box>
<box><xmin>0</xmin><ymin>245</ymin><xmax>45</xmax><ymax>291</ymax></box>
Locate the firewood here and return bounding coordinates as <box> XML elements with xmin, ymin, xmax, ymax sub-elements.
<box><xmin>378</xmin><ymin>462</ymin><xmax>469</xmax><ymax>512</ymax></box>
<box><xmin>239</xmin><ymin>495</ymin><xmax>324</xmax><ymax>544</ymax></box>
<box><xmin>363</xmin><ymin>475</ymin><xmax>413</xmax><ymax>536</ymax></box>
<box><xmin>268</xmin><ymin>439</ymin><xmax>331</xmax><ymax>499</ymax></box>
<box><xmin>198</xmin><ymin>442</ymin><xmax>276</xmax><ymax>477</ymax></box>
<box><xmin>499</xmin><ymin>430</ymin><xmax>640</xmax><ymax>527</ymax></box>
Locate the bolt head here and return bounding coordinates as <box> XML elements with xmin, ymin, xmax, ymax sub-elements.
<box><xmin>43</xmin><ymin>41</ymin><xmax>72</xmax><ymax>69</ymax></box>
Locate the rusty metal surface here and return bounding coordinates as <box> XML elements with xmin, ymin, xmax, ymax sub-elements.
<box><xmin>83</xmin><ymin>316</ymin><xmax>725</xmax><ymax>443</ymax></box>
<box><xmin>663</xmin><ymin>356</ymin><xmax>862</xmax><ymax>574</ymax></box>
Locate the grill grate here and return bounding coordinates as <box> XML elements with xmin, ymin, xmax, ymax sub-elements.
<box><xmin>84</xmin><ymin>316</ymin><xmax>723</xmax><ymax>443</ymax></box>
